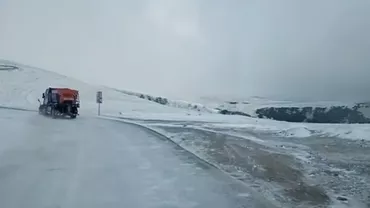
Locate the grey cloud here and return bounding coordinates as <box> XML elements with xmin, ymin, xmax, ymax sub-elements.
<box><xmin>1</xmin><ymin>0</ymin><xmax>370</xmax><ymax>102</ymax></box>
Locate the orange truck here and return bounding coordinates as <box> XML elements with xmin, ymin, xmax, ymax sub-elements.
<box><xmin>38</xmin><ymin>87</ymin><xmax>80</xmax><ymax>118</ymax></box>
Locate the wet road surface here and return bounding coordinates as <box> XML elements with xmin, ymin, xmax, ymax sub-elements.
<box><xmin>0</xmin><ymin>109</ymin><xmax>277</xmax><ymax>208</ymax></box>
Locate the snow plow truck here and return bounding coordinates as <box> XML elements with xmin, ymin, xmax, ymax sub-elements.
<box><xmin>38</xmin><ymin>87</ymin><xmax>80</xmax><ymax>119</ymax></box>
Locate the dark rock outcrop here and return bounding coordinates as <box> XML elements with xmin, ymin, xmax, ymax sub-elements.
<box><xmin>135</xmin><ymin>94</ymin><xmax>251</xmax><ymax>116</ymax></box>
<box><xmin>218</xmin><ymin>109</ymin><xmax>251</xmax><ymax>117</ymax></box>
<box><xmin>0</xmin><ymin>64</ymin><xmax>19</xmax><ymax>71</ymax></box>
<box><xmin>256</xmin><ymin>104</ymin><xmax>370</xmax><ymax>124</ymax></box>
<box><xmin>138</xmin><ymin>94</ymin><xmax>169</xmax><ymax>105</ymax></box>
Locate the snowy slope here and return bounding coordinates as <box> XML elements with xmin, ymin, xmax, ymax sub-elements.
<box><xmin>113</xmin><ymin>89</ymin><xmax>218</xmax><ymax>114</ymax></box>
<box><xmin>199</xmin><ymin>96</ymin><xmax>370</xmax><ymax>125</ymax></box>
<box><xmin>199</xmin><ymin>96</ymin><xmax>358</xmax><ymax>117</ymax></box>
<box><xmin>0</xmin><ymin>60</ymin><xmax>209</xmax><ymax>117</ymax></box>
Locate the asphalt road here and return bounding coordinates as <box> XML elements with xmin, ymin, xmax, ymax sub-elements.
<box><xmin>0</xmin><ymin>109</ymin><xmax>276</xmax><ymax>208</ymax></box>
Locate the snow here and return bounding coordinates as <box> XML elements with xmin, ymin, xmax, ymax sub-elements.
<box><xmin>198</xmin><ymin>96</ymin><xmax>357</xmax><ymax>117</ymax></box>
<box><xmin>0</xmin><ymin>60</ymin><xmax>207</xmax><ymax>117</ymax></box>
<box><xmin>310</xmin><ymin>124</ymin><xmax>370</xmax><ymax>140</ymax></box>
<box><xmin>200</xmin><ymin>120</ymin><xmax>370</xmax><ymax>141</ymax></box>
<box><xmin>114</xmin><ymin>89</ymin><xmax>218</xmax><ymax>114</ymax></box>
<box><xmin>1</xmin><ymin>59</ymin><xmax>370</xmax><ymax>142</ymax></box>
<box><xmin>277</xmin><ymin>127</ymin><xmax>313</xmax><ymax>138</ymax></box>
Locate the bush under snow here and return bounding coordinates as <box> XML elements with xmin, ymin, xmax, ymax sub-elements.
<box><xmin>256</xmin><ymin>103</ymin><xmax>370</xmax><ymax>124</ymax></box>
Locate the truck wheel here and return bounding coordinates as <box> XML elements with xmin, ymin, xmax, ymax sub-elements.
<box><xmin>51</xmin><ymin>108</ymin><xmax>56</xmax><ymax>118</ymax></box>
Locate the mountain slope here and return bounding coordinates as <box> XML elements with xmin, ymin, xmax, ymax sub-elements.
<box><xmin>201</xmin><ymin>96</ymin><xmax>370</xmax><ymax>124</ymax></box>
<box><xmin>0</xmin><ymin>60</ymin><xmax>207</xmax><ymax>117</ymax></box>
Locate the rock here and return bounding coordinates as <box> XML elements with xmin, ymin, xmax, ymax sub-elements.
<box><xmin>336</xmin><ymin>196</ymin><xmax>348</xmax><ymax>202</ymax></box>
<box><xmin>218</xmin><ymin>109</ymin><xmax>251</xmax><ymax>117</ymax></box>
<box><xmin>255</xmin><ymin>105</ymin><xmax>370</xmax><ymax>124</ymax></box>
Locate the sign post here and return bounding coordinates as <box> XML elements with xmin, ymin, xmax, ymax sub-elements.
<box><xmin>96</xmin><ymin>91</ymin><xmax>103</xmax><ymax>115</ymax></box>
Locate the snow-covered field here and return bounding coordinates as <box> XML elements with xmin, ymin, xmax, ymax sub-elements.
<box><xmin>1</xmin><ymin>60</ymin><xmax>370</xmax><ymax>141</ymax></box>
<box><xmin>113</xmin><ymin>89</ymin><xmax>218</xmax><ymax>114</ymax></box>
<box><xmin>197</xmin><ymin>96</ymin><xmax>357</xmax><ymax>117</ymax></box>
<box><xmin>103</xmin><ymin>116</ymin><xmax>370</xmax><ymax>208</ymax></box>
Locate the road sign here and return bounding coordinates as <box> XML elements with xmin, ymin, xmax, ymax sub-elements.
<box><xmin>96</xmin><ymin>91</ymin><xmax>102</xmax><ymax>116</ymax></box>
<box><xmin>96</xmin><ymin>91</ymin><xmax>103</xmax><ymax>104</ymax></box>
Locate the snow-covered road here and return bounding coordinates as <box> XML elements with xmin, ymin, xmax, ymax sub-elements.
<box><xmin>0</xmin><ymin>108</ymin><xmax>275</xmax><ymax>208</ymax></box>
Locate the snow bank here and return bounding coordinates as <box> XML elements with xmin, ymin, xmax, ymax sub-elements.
<box><xmin>114</xmin><ymin>89</ymin><xmax>218</xmax><ymax>114</ymax></box>
<box><xmin>108</xmin><ymin>109</ymin><xmax>370</xmax><ymax>141</ymax></box>
<box><xmin>199</xmin><ymin>96</ymin><xmax>354</xmax><ymax>117</ymax></box>
<box><xmin>199</xmin><ymin>96</ymin><xmax>370</xmax><ymax>124</ymax></box>
<box><xmin>201</xmin><ymin>121</ymin><xmax>370</xmax><ymax>141</ymax></box>
<box><xmin>277</xmin><ymin>127</ymin><xmax>312</xmax><ymax>138</ymax></box>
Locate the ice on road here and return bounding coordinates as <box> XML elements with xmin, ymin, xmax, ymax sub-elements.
<box><xmin>0</xmin><ymin>109</ymin><xmax>274</xmax><ymax>208</ymax></box>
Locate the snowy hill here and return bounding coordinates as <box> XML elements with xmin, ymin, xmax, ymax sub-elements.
<box><xmin>0</xmin><ymin>60</ymin><xmax>258</xmax><ymax>123</ymax></box>
<box><xmin>256</xmin><ymin>103</ymin><xmax>370</xmax><ymax>124</ymax></box>
<box><xmin>199</xmin><ymin>96</ymin><xmax>370</xmax><ymax>124</ymax></box>
<box><xmin>0</xmin><ymin>60</ymin><xmax>211</xmax><ymax>117</ymax></box>
<box><xmin>0</xmin><ymin>61</ymin><xmax>255</xmax><ymax>119</ymax></box>
<box><xmin>112</xmin><ymin>89</ymin><xmax>218</xmax><ymax>114</ymax></box>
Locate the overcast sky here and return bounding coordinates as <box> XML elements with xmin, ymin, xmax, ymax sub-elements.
<box><xmin>1</xmin><ymin>0</ymin><xmax>370</xmax><ymax>102</ymax></box>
